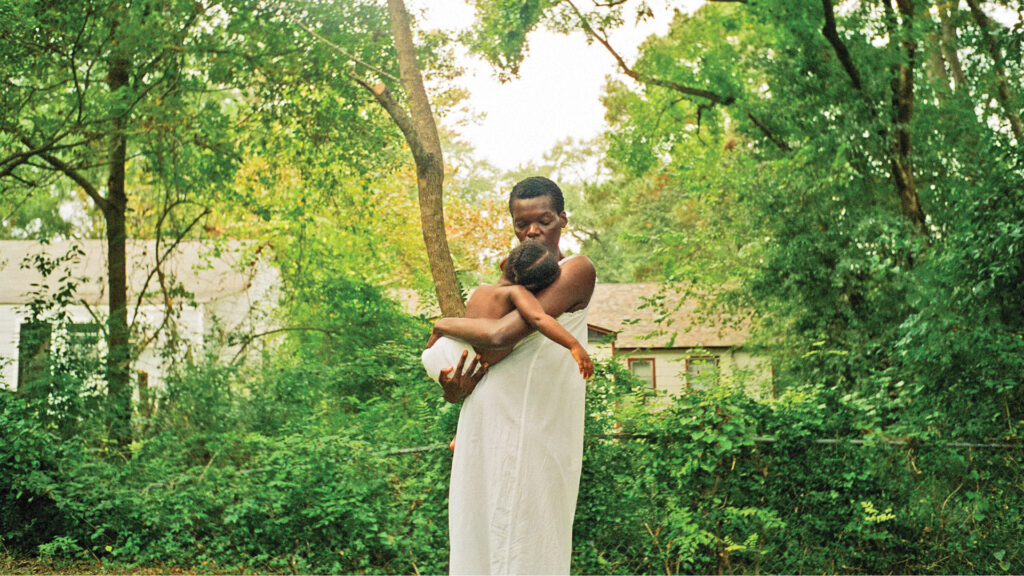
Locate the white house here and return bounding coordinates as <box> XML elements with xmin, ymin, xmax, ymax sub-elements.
<box><xmin>584</xmin><ymin>283</ymin><xmax>772</xmax><ymax>398</ymax></box>
<box><xmin>0</xmin><ymin>239</ymin><xmax>279</xmax><ymax>391</ymax></box>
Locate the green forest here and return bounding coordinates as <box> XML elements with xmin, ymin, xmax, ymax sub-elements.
<box><xmin>1</xmin><ymin>0</ymin><xmax>1022</xmax><ymax>573</ymax></box>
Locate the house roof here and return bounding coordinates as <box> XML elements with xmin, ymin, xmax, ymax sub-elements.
<box><xmin>587</xmin><ymin>283</ymin><xmax>749</xmax><ymax>349</ymax></box>
<box><xmin>0</xmin><ymin>240</ymin><xmax>267</xmax><ymax>306</ymax></box>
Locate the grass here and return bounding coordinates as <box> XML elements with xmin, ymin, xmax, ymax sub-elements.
<box><xmin>0</xmin><ymin>554</ymin><xmax>268</xmax><ymax>575</ymax></box>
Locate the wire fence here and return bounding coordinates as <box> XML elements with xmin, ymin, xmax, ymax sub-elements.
<box><xmin>385</xmin><ymin>434</ymin><xmax>1023</xmax><ymax>456</ymax></box>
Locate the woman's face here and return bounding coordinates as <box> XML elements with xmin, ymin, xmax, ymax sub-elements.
<box><xmin>510</xmin><ymin>196</ymin><xmax>567</xmax><ymax>255</ymax></box>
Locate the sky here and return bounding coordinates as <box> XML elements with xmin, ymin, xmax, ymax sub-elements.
<box><xmin>412</xmin><ymin>0</ymin><xmax>698</xmax><ymax>173</ymax></box>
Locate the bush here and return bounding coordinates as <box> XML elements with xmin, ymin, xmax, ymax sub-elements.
<box><xmin>572</xmin><ymin>379</ymin><xmax>1024</xmax><ymax>575</ymax></box>
<box><xmin>2</xmin><ymin>323</ymin><xmax>1020</xmax><ymax>574</ymax></box>
<box><xmin>0</xmin><ymin>392</ymin><xmax>68</xmax><ymax>554</ymax></box>
<box><xmin>4</xmin><ymin>332</ymin><xmax>452</xmax><ymax>569</ymax></box>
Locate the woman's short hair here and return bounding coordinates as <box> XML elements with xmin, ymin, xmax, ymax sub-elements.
<box><xmin>509</xmin><ymin>176</ymin><xmax>565</xmax><ymax>215</ymax></box>
<box><xmin>507</xmin><ymin>240</ymin><xmax>561</xmax><ymax>294</ymax></box>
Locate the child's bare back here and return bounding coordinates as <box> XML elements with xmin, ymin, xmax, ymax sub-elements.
<box><xmin>465</xmin><ymin>284</ymin><xmax>521</xmax><ymax>320</ymax></box>
<box><xmin>469</xmin><ymin>281</ymin><xmax>593</xmax><ymax>378</ymax></box>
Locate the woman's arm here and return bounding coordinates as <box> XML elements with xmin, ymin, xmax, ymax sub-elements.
<box><xmin>433</xmin><ymin>256</ymin><xmax>596</xmax><ymax>396</ymax></box>
<box><xmin>432</xmin><ymin>256</ymin><xmax>596</xmax><ymax>349</ymax></box>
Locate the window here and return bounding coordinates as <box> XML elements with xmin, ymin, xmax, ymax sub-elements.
<box><xmin>65</xmin><ymin>322</ymin><xmax>103</xmax><ymax>385</ymax></box>
<box><xmin>66</xmin><ymin>322</ymin><xmax>101</xmax><ymax>364</ymax></box>
<box><xmin>18</xmin><ymin>322</ymin><xmax>105</xmax><ymax>400</ymax></box>
<box><xmin>628</xmin><ymin>357</ymin><xmax>656</xmax><ymax>388</ymax></box>
<box><xmin>587</xmin><ymin>326</ymin><xmax>615</xmax><ymax>345</ymax></box>
<box><xmin>686</xmin><ymin>356</ymin><xmax>719</xmax><ymax>389</ymax></box>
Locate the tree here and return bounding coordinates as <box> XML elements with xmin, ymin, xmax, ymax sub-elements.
<box><xmin>468</xmin><ymin>0</ymin><xmax>1023</xmax><ymax>236</ymax></box>
<box><xmin>0</xmin><ymin>0</ymin><xmax>398</xmax><ymax>443</ymax></box>
<box><xmin>282</xmin><ymin>0</ymin><xmax>466</xmax><ymax>317</ymax></box>
<box><xmin>466</xmin><ymin>0</ymin><xmax>1023</xmax><ymax>436</ymax></box>
<box><xmin>0</xmin><ymin>0</ymin><xmax>235</xmax><ymax>446</ymax></box>
<box><xmin>382</xmin><ymin>0</ymin><xmax>465</xmax><ymax>317</ymax></box>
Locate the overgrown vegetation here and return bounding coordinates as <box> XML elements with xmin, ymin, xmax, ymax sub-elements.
<box><xmin>3</xmin><ymin>337</ymin><xmax>1021</xmax><ymax>574</ymax></box>
<box><xmin>2</xmin><ymin>0</ymin><xmax>1022</xmax><ymax>573</ymax></box>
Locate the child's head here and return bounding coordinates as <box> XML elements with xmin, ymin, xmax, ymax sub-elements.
<box><xmin>506</xmin><ymin>240</ymin><xmax>561</xmax><ymax>293</ymax></box>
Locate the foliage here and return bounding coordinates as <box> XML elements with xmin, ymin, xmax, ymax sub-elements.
<box><xmin>572</xmin><ymin>379</ymin><xmax>1023</xmax><ymax>575</ymax></box>
<box><xmin>0</xmin><ymin>290</ymin><xmax>455</xmax><ymax>573</ymax></box>
<box><xmin>14</xmin><ymin>243</ymin><xmax>107</xmax><ymax>437</ymax></box>
<box><xmin>468</xmin><ymin>0</ymin><xmax>1024</xmax><ymax>440</ymax></box>
<box><xmin>1</xmin><ymin>0</ymin><xmax>473</xmax><ymax>442</ymax></box>
<box><xmin>892</xmin><ymin>147</ymin><xmax>1024</xmax><ymax>438</ymax></box>
<box><xmin>2</xmin><ymin>329</ymin><xmax>1023</xmax><ymax>574</ymax></box>
<box><xmin>0</xmin><ymin>392</ymin><xmax>69</xmax><ymax>554</ymax></box>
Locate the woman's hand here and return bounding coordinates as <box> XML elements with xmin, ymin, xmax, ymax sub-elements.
<box><xmin>570</xmin><ymin>344</ymin><xmax>594</xmax><ymax>379</ymax></box>
<box><xmin>425</xmin><ymin>330</ymin><xmax>441</xmax><ymax>349</ymax></box>
<box><xmin>439</xmin><ymin>350</ymin><xmax>488</xmax><ymax>403</ymax></box>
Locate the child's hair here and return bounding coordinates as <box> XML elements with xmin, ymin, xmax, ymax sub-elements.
<box><xmin>507</xmin><ymin>240</ymin><xmax>561</xmax><ymax>294</ymax></box>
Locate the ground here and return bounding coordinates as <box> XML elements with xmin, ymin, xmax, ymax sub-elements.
<box><xmin>0</xmin><ymin>555</ymin><xmax>261</xmax><ymax>575</ymax></box>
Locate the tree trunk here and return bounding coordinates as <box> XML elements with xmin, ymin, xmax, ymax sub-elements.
<box><xmin>923</xmin><ymin>17</ymin><xmax>951</xmax><ymax>100</ymax></box>
<box><xmin>937</xmin><ymin>1</ymin><xmax>967</xmax><ymax>91</ymax></box>
<box><xmin>890</xmin><ymin>0</ymin><xmax>928</xmax><ymax>236</ymax></box>
<box><xmin>106</xmin><ymin>54</ymin><xmax>132</xmax><ymax>448</ymax></box>
<box><xmin>385</xmin><ymin>0</ymin><xmax>465</xmax><ymax>318</ymax></box>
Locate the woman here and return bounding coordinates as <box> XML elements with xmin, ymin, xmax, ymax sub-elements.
<box><xmin>428</xmin><ymin>176</ymin><xmax>596</xmax><ymax>575</ymax></box>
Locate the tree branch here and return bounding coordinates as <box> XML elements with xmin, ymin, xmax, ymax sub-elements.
<box><xmin>821</xmin><ymin>0</ymin><xmax>864</xmax><ymax>90</ymax></box>
<box><xmin>936</xmin><ymin>2</ymin><xmax>966</xmax><ymax>90</ymax></box>
<box><xmin>230</xmin><ymin>326</ymin><xmax>345</xmax><ymax>364</ymax></box>
<box><xmin>129</xmin><ymin>201</ymin><xmax>211</xmax><ymax>332</ymax></box>
<box><xmin>963</xmin><ymin>0</ymin><xmax>1024</xmax><ymax>142</ymax></box>
<box><xmin>348</xmin><ymin>72</ymin><xmax>423</xmax><ymax>159</ymax></box>
<box><xmin>565</xmin><ymin>0</ymin><xmax>734</xmax><ymax>105</ymax></box>
<box><xmin>0</xmin><ymin>154</ymin><xmax>33</xmax><ymax>180</ymax></box>
<box><xmin>567</xmin><ymin>0</ymin><xmax>798</xmax><ymax>152</ymax></box>
<box><xmin>0</xmin><ymin>189</ymin><xmax>38</xmax><ymax>226</ymax></box>
<box><xmin>30</xmin><ymin>143</ymin><xmax>109</xmax><ymax>211</ymax></box>
<box><xmin>1</xmin><ymin>138</ymin><xmax>90</xmax><ymax>176</ymax></box>
<box><xmin>285</xmin><ymin>10</ymin><xmax>401</xmax><ymax>84</ymax></box>
<box><xmin>746</xmin><ymin>112</ymin><xmax>791</xmax><ymax>151</ymax></box>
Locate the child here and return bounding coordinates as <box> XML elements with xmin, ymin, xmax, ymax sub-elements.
<box><xmin>422</xmin><ymin>240</ymin><xmax>593</xmax><ymax>387</ymax></box>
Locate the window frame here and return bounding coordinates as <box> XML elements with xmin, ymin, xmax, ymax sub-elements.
<box><xmin>627</xmin><ymin>356</ymin><xmax>657</xmax><ymax>389</ymax></box>
<box><xmin>685</xmin><ymin>355</ymin><xmax>719</xmax><ymax>389</ymax></box>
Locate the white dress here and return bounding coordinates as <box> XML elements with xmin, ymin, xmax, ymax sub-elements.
<box><xmin>444</xmin><ymin>302</ymin><xmax>588</xmax><ymax>574</ymax></box>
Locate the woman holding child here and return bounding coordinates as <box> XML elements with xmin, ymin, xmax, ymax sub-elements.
<box><xmin>422</xmin><ymin>176</ymin><xmax>596</xmax><ymax>575</ymax></box>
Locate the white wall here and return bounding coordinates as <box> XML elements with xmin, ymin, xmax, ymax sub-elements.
<box><xmin>0</xmin><ymin>304</ymin><xmax>205</xmax><ymax>392</ymax></box>
<box><xmin>0</xmin><ymin>306</ymin><xmax>23</xmax><ymax>388</ymax></box>
<box><xmin>1</xmin><ymin>253</ymin><xmax>281</xmax><ymax>392</ymax></box>
<box><xmin>616</xmin><ymin>347</ymin><xmax>773</xmax><ymax>399</ymax></box>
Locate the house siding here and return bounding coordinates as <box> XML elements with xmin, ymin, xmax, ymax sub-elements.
<box><xmin>615</xmin><ymin>346</ymin><xmax>772</xmax><ymax>399</ymax></box>
<box><xmin>0</xmin><ymin>240</ymin><xmax>280</xmax><ymax>392</ymax></box>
